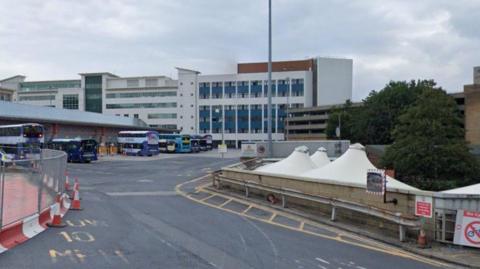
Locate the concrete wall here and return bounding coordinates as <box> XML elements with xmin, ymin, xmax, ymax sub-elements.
<box><xmin>256</xmin><ymin>140</ymin><xmax>350</xmax><ymax>158</ymax></box>
<box><xmin>464</xmin><ymin>84</ymin><xmax>480</xmax><ymax>149</ymax></box>
<box><xmin>220</xmin><ymin>167</ymin><xmax>436</xmax><ymax>239</ymax></box>
<box><xmin>316</xmin><ymin>57</ymin><xmax>353</xmax><ymax>106</ymax></box>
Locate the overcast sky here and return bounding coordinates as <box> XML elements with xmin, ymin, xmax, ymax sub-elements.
<box><xmin>0</xmin><ymin>0</ymin><xmax>479</xmax><ymax>100</ymax></box>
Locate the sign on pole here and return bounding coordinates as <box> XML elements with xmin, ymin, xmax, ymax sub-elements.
<box><xmin>414</xmin><ymin>196</ymin><xmax>433</xmax><ymax>218</ymax></box>
<box><xmin>454</xmin><ymin>209</ymin><xmax>480</xmax><ymax>248</ymax></box>
<box><xmin>366</xmin><ymin>169</ymin><xmax>385</xmax><ymax>195</ymax></box>
<box><xmin>241</xmin><ymin>142</ymin><xmax>256</xmax><ymax>158</ymax></box>
<box><xmin>218</xmin><ymin>144</ymin><xmax>227</xmax><ymax>154</ymax></box>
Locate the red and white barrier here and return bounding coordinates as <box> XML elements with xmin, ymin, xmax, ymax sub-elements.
<box><xmin>0</xmin><ymin>194</ymin><xmax>71</xmax><ymax>254</ymax></box>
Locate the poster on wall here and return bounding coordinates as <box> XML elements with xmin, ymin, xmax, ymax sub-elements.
<box><xmin>366</xmin><ymin>169</ymin><xmax>385</xmax><ymax>195</ymax></box>
<box><xmin>454</xmin><ymin>209</ymin><xmax>480</xmax><ymax>248</ymax></box>
<box><xmin>241</xmin><ymin>142</ymin><xmax>257</xmax><ymax>158</ymax></box>
<box><xmin>414</xmin><ymin>196</ymin><xmax>433</xmax><ymax>218</ymax></box>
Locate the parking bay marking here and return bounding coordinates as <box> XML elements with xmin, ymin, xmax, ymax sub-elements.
<box><xmin>176</xmin><ymin>176</ymin><xmax>450</xmax><ymax>268</ymax></box>
<box><xmin>105</xmin><ymin>190</ymin><xmax>178</xmax><ymax>197</ymax></box>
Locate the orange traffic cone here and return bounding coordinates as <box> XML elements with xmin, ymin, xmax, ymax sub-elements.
<box><xmin>64</xmin><ymin>172</ymin><xmax>71</xmax><ymax>192</ymax></box>
<box><xmin>47</xmin><ymin>194</ymin><xmax>67</xmax><ymax>227</ymax></box>
<box><xmin>417</xmin><ymin>229</ymin><xmax>427</xmax><ymax>248</ymax></box>
<box><xmin>70</xmin><ymin>189</ymin><xmax>83</xmax><ymax>210</ymax></box>
<box><xmin>73</xmin><ymin>177</ymin><xmax>80</xmax><ymax>191</ymax></box>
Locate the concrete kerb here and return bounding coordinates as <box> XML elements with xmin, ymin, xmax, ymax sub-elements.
<box><xmin>204</xmin><ymin>184</ymin><xmax>477</xmax><ymax>269</ymax></box>
<box><xmin>0</xmin><ymin>192</ymin><xmax>71</xmax><ymax>254</ymax></box>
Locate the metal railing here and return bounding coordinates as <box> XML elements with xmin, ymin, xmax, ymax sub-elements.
<box><xmin>0</xmin><ymin>147</ymin><xmax>67</xmax><ymax>228</ymax></box>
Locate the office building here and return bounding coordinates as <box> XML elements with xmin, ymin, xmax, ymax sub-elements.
<box><xmin>1</xmin><ymin>57</ymin><xmax>353</xmax><ymax>146</ymax></box>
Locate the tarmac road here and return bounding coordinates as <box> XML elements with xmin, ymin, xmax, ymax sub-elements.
<box><xmin>0</xmin><ymin>154</ymin><xmax>450</xmax><ymax>269</ymax></box>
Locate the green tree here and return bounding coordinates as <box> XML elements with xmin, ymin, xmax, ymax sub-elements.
<box><xmin>326</xmin><ymin>80</ymin><xmax>434</xmax><ymax>144</ymax></box>
<box><xmin>381</xmin><ymin>88</ymin><xmax>479</xmax><ymax>190</ymax></box>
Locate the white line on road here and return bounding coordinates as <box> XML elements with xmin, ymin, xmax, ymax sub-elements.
<box><xmin>315</xmin><ymin>257</ymin><xmax>330</xmax><ymax>264</ymax></box>
<box><xmin>106</xmin><ymin>191</ymin><xmax>178</xmax><ymax>196</ymax></box>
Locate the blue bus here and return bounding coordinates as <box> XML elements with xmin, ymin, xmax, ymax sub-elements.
<box><xmin>118</xmin><ymin>131</ymin><xmax>160</xmax><ymax>156</ymax></box>
<box><xmin>0</xmin><ymin>123</ymin><xmax>44</xmax><ymax>159</ymax></box>
<box><xmin>158</xmin><ymin>134</ymin><xmax>192</xmax><ymax>153</ymax></box>
<box><xmin>48</xmin><ymin>138</ymin><xmax>98</xmax><ymax>163</ymax></box>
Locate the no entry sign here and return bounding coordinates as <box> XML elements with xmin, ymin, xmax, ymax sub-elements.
<box><xmin>454</xmin><ymin>210</ymin><xmax>480</xmax><ymax>248</ymax></box>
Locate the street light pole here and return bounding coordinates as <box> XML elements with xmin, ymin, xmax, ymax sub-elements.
<box><xmin>267</xmin><ymin>0</ymin><xmax>273</xmax><ymax>157</ymax></box>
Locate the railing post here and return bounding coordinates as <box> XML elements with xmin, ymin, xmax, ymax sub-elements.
<box><xmin>281</xmin><ymin>194</ymin><xmax>286</xmax><ymax>208</ymax></box>
<box><xmin>399</xmin><ymin>225</ymin><xmax>406</xmax><ymax>242</ymax></box>
<box><xmin>331</xmin><ymin>206</ymin><xmax>336</xmax><ymax>221</ymax></box>
<box><xmin>37</xmin><ymin>155</ymin><xmax>43</xmax><ymax>214</ymax></box>
<box><xmin>245</xmin><ymin>185</ymin><xmax>249</xmax><ymax>198</ymax></box>
<box><xmin>0</xmin><ymin>161</ymin><xmax>5</xmax><ymax>228</ymax></box>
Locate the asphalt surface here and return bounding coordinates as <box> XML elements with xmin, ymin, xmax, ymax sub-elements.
<box><xmin>0</xmin><ymin>154</ymin><xmax>447</xmax><ymax>269</ymax></box>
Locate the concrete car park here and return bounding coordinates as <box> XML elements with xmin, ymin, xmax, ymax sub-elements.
<box><xmin>0</xmin><ymin>153</ymin><xmax>451</xmax><ymax>269</ymax></box>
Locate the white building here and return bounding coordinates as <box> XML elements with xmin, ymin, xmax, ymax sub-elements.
<box><xmin>3</xmin><ymin>57</ymin><xmax>352</xmax><ymax>147</ymax></box>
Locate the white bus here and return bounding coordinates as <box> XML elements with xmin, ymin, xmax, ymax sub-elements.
<box><xmin>0</xmin><ymin>123</ymin><xmax>44</xmax><ymax>159</ymax></box>
<box><xmin>117</xmin><ymin>131</ymin><xmax>160</xmax><ymax>156</ymax></box>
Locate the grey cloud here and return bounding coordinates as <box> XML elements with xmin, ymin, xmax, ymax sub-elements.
<box><xmin>0</xmin><ymin>0</ymin><xmax>478</xmax><ymax>101</ymax></box>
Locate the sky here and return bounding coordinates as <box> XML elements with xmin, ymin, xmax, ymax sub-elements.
<box><xmin>0</xmin><ymin>0</ymin><xmax>479</xmax><ymax>100</ymax></box>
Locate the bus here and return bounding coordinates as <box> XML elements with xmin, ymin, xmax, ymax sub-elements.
<box><xmin>0</xmin><ymin>123</ymin><xmax>44</xmax><ymax>159</ymax></box>
<box><xmin>47</xmin><ymin>138</ymin><xmax>98</xmax><ymax>163</ymax></box>
<box><xmin>158</xmin><ymin>134</ymin><xmax>192</xmax><ymax>153</ymax></box>
<box><xmin>191</xmin><ymin>135</ymin><xmax>207</xmax><ymax>151</ymax></box>
<box><xmin>203</xmin><ymin>134</ymin><xmax>213</xmax><ymax>150</ymax></box>
<box><xmin>118</xmin><ymin>131</ymin><xmax>160</xmax><ymax>156</ymax></box>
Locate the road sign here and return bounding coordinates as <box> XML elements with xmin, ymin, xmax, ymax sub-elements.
<box><xmin>454</xmin><ymin>210</ymin><xmax>480</xmax><ymax>248</ymax></box>
<box><xmin>241</xmin><ymin>142</ymin><xmax>256</xmax><ymax>157</ymax></box>
<box><xmin>415</xmin><ymin>196</ymin><xmax>433</xmax><ymax>218</ymax></box>
<box><xmin>366</xmin><ymin>169</ymin><xmax>385</xmax><ymax>195</ymax></box>
<box><xmin>218</xmin><ymin>144</ymin><xmax>227</xmax><ymax>154</ymax></box>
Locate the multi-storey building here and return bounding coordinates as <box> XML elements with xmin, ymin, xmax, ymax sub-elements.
<box><xmin>1</xmin><ymin>57</ymin><xmax>353</xmax><ymax>147</ymax></box>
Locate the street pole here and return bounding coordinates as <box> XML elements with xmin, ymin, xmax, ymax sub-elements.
<box><xmin>286</xmin><ymin>77</ymin><xmax>290</xmax><ymax>141</ymax></box>
<box><xmin>267</xmin><ymin>0</ymin><xmax>273</xmax><ymax>158</ymax></box>
<box><xmin>221</xmin><ymin>108</ymin><xmax>224</xmax><ymax>159</ymax></box>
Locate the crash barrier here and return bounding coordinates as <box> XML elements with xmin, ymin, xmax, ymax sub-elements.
<box><xmin>0</xmin><ymin>148</ymin><xmax>72</xmax><ymax>252</ymax></box>
<box><xmin>213</xmin><ymin>160</ymin><xmax>436</xmax><ymax>242</ymax></box>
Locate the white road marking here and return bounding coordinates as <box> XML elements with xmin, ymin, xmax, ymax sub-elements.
<box><xmin>137</xmin><ymin>179</ymin><xmax>153</xmax><ymax>183</ymax></box>
<box><xmin>315</xmin><ymin>257</ymin><xmax>330</xmax><ymax>264</ymax></box>
<box><xmin>106</xmin><ymin>191</ymin><xmax>178</xmax><ymax>196</ymax></box>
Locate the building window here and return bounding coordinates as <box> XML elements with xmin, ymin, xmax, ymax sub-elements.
<box><xmin>106</xmin><ymin>102</ymin><xmax>177</xmax><ymax>109</ymax></box>
<box><xmin>134</xmin><ymin>114</ymin><xmax>139</xmax><ymax>118</ymax></box>
<box><xmin>18</xmin><ymin>95</ymin><xmax>55</xmax><ymax>101</ymax></box>
<box><xmin>127</xmin><ymin>79</ymin><xmax>139</xmax><ymax>87</ymax></box>
<box><xmin>124</xmin><ymin>114</ymin><xmax>129</xmax><ymax>117</ymax></box>
<box><xmin>145</xmin><ymin>78</ymin><xmax>158</xmax><ymax>87</ymax></box>
<box><xmin>62</xmin><ymin>94</ymin><xmax>79</xmax><ymax>110</ymax></box>
<box><xmin>147</xmin><ymin>113</ymin><xmax>177</xmax><ymax>119</ymax></box>
<box><xmin>106</xmin><ymin>91</ymin><xmax>176</xmax><ymax>99</ymax></box>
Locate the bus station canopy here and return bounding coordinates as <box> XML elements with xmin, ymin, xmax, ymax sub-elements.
<box><xmin>256</xmin><ymin>146</ymin><xmax>317</xmax><ymax>176</ymax></box>
<box><xmin>310</xmin><ymin>147</ymin><xmax>330</xmax><ymax>168</ymax></box>
<box><xmin>442</xmin><ymin>183</ymin><xmax>480</xmax><ymax>195</ymax></box>
<box><xmin>301</xmin><ymin>143</ymin><xmax>419</xmax><ymax>191</ymax></box>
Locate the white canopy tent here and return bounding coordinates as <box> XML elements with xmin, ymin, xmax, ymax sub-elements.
<box><xmin>442</xmin><ymin>183</ymin><xmax>480</xmax><ymax>195</ymax></box>
<box><xmin>310</xmin><ymin>147</ymin><xmax>330</xmax><ymax>168</ymax></box>
<box><xmin>301</xmin><ymin>143</ymin><xmax>419</xmax><ymax>191</ymax></box>
<box><xmin>256</xmin><ymin>146</ymin><xmax>317</xmax><ymax>176</ymax></box>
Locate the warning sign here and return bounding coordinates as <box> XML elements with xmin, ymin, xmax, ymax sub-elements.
<box><xmin>454</xmin><ymin>209</ymin><xmax>480</xmax><ymax>248</ymax></box>
<box><xmin>415</xmin><ymin>196</ymin><xmax>433</xmax><ymax>218</ymax></box>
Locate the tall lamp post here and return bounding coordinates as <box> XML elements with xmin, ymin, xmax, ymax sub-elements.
<box><xmin>285</xmin><ymin>77</ymin><xmax>290</xmax><ymax>141</ymax></box>
<box><xmin>267</xmin><ymin>0</ymin><xmax>273</xmax><ymax>157</ymax></box>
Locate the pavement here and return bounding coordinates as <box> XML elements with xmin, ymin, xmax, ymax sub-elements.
<box><xmin>0</xmin><ymin>152</ymin><xmax>471</xmax><ymax>268</ymax></box>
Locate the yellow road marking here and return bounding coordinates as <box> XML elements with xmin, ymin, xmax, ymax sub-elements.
<box><xmin>268</xmin><ymin>213</ymin><xmax>277</xmax><ymax>222</ymax></box>
<box><xmin>199</xmin><ymin>194</ymin><xmax>214</xmax><ymax>201</ymax></box>
<box><xmin>175</xmin><ymin>175</ymin><xmax>450</xmax><ymax>268</ymax></box>
<box><xmin>242</xmin><ymin>205</ymin><xmax>253</xmax><ymax>214</ymax></box>
<box><xmin>218</xmin><ymin>198</ymin><xmax>232</xmax><ymax>208</ymax></box>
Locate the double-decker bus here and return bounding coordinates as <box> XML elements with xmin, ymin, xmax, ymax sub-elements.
<box><xmin>203</xmin><ymin>134</ymin><xmax>213</xmax><ymax>150</ymax></box>
<box><xmin>0</xmin><ymin>123</ymin><xmax>44</xmax><ymax>159</ymax></box>
<box><xmin>158</xmin><ymin>134</ymin><xmax>192</xmax><ymax>153</ymax></box>
<box><xmin>47</xmin><ymin>138</ymin><xmax>98</xmax><ymax>163</ymax></box>
<box><xmin>191</xmin><ymin>135</ymin><xmax>207</xmax><ymax>151</ymax></box>
<box><xmin>118</xmin><ymin>131</ymin><xmax>160</xmax><ymax>156</ymax></box>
